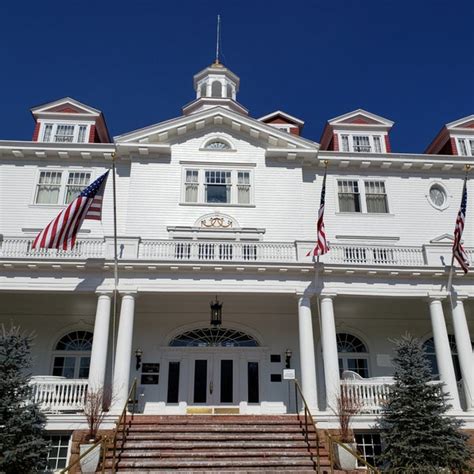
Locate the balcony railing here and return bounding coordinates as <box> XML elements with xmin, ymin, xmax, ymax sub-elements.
<box><xmin>0</xmin><ymin>237</ymin><xmax>105</xmax><ymax>259</ymax></box>
<box><xmin>341</xmin><ymin>378</ymin><xmax>392</xmax><ymax>414</ymax></box>
<box><xmin>139</xmin><ymin>239</ymin><xmax>296</xmax><ymax>263</ymax></box>
<box><xmin>1</xmin><ymin>236</ymin><xmax>471</xmax><ymax>269</ymax></box>
<box><xmin>30</xmin><ymin>377</ymin><xmax>88</xmax><ymax>412</ymax></box>
<box><xmin>327</xmin><ymin>244</ymin><xmax>425</xmax><ymax>266</ymax></box>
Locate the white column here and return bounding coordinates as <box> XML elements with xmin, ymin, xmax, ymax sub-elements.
<box><xmin>112</xmin><ymin>292</ymin><xmax>136</xmax><ymax>410</ymax></box>
<box><xmin>428</xmin><ymin>297</ymin><xmax>461</xmax><ymax>411</ymax></box>
<box><xmin>88</xmin><ymin>292</ymin><xmax>112</xmax><ymax>392</ymax></box>
<box><xmin>297</xmin><ymin>295</ymin><xmax>318</xmax><ymax>411</ymax></box>
<box><xmin>320</xmin><ymin>295</ymin><xmax>340</xmax><ymax>412</ymax></box>
<box><xmin>450</xmin><ymin>295</ymin><xmax>474</xmax><ymax>411</ymax></box>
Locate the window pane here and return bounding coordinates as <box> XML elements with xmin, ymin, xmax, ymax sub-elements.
<box><xmin>167</xmin><ymin>362</ymin><xmax>180</xmax><ymax>403</ymax></box>
<box><xmin>78</xmin><ymin>357</ymin><xmax>90</xmax><ymax>378</ymax></box>
<box><xmin>341</xmin><ymin>135</ymin><xmax>349</xmax><ymax>152</ymax></box>
<box><xmin>338</xmin><ymin>180</ymin><xmax>360</xmax><ymax>212</ymax></box>
<box><xmin>55</xmin><ymin>125</ymin><xmax>75</xmax><ymax>143</ymax></box>
<box><xmin>237</xmin><ymin>171</ymin><xmax>250</xmax><ymax>204</ymax></box>
<box><xmin>77</xmin><ymin>125</ymin><xmax>87</xmax><ymax>143</ymax></box>
<box><xmin>373</xmin><ymin>136</ymin><xmax>382</xmax><ymax>153</ymax></box>
<box><xmin>42</xmin><ymin>124</ymin><xmax>53</xmax><ymax>142</ymax></box>
<box><xmin>353</xmin><ymin>136</ymin><xmax>371</xmax><ymax>152</ymax></box>
<box><xmin>365</xmin><ymin>181</ymin><xmax>388</xmax><ymax>213</ymax></box>
<box><xmin>248</xmin><ymin>362</ymin><xmax>259</xmax><ymax>403</ymax></box>
<box><xmin>36</xmin><ymin>171</ymin><xmax>62</xmax><ymax>204</ymax></box>
<box><xmin>185</xmin><ymin>170</ymin><xmax>199</xmax><ymax>203</ymax></box>
<box><xmin>65</xmin><ymin>172</ymin><xmax>90</xmax><ymax>204</ymax></box>
<box><xmin>458</xmin><ymin>139</ymin><xmax>468</xmax><ymax>156</ymax></box>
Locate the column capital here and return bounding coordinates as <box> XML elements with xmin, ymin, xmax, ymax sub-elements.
<box><xmin>95</xmin><ymin>289</ymin><xmax>114</xmax><ymax>297</ymax></box>
<box><xmin>427</xmin><ymin>292</ymin><xmax>446</xmax><ymax>302</ymax></box>
<box><xmin>119</xmin><ymin>289</ymin><xmax>138</xmax><ymax>298</ymax></box>
<box><xmin>319</xmin><ymin>292</ymin><xmax>337</xmax><ymax>300</ymax></box>
<box><xmin>450</xmin><ymin>292</ymin><xmax>469</xmax><ymax>302</ymax></box>
<box><xmin>295</xmin><ymin>290</ymin><xmax>314</xmax><ymax>299</ymax></box>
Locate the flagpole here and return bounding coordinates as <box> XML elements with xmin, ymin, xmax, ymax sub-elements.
<box><xmin>447</xmin><ymin>164</ymin><xmax>470</xmax><ymax>294</ymax></box>
<box><xmin>111</xmin><ymin>152</ymin><xmax>119</xmax><ymax>377</ymax></box>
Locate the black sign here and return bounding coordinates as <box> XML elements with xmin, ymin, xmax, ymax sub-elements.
<box><xmin>142</xmin><ymin>363</ymin><xmax>160</xmax><ymax>374</ymax></box>
<box><xmin>141</xmin><ymin>374</ymin><xmax>159</xmax><ymax>385</ymax></box>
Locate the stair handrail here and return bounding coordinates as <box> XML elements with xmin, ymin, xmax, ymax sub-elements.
<box><xmin>292</xmin><ymin>378</ymin><xmax>321</xmax><ymax>472</ymax></box>
<box><xmin>326</xmin><ymin>430</ymin><xmax>380</xmax><ymax>473</ymax></box>
<box><xmin>109</xmin><ymin>378</ymin><xmax>138</xmax><ymax>473</ymax></box>
<box><xmin>59</xmin><ymin>435</ymin><xmax>108</xmax><ymax>473</ymax></box>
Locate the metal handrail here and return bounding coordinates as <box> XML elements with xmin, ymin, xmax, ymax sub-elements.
<box><xmin>292</xmin><ymin>378</ymin><xmax>320</xmax><ymax>472</ymax></box>
<box><xmin>59</xmin><ymin>436</ymin><xmax>108</xmax><ymax>473</ymax></box>
<box><xmin>109</xmin><ymin>378</ymin><xmax>138</xmax><ymax>473</ymax></box>
<box><xmin>326</xmin><ymin>430</ymin><xmax>380</xmax><ymax>473</ymax></box>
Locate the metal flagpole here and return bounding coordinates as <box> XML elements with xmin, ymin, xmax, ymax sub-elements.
<box><xmin>215</xmin><ymin>14</ymin><xmax>221</xmax><ymax>64</ymax></box>
<box><xmin>447</xmin><ymin>164</ymin><xmax>470</xmax><ymax>294</ymax></box>
<box><xmin>111</xmin><ymin>152</ymin><xmax>119</xmax><ymax>376</ymax></box>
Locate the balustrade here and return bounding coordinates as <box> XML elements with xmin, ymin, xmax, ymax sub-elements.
<box><xmin>30</xmin><ymin>377</ymin><xmax>88</xmax><ymax>412</ymax></box>
<box><xmin>341</xmin><ymin>379</ymin><xmax>392</xmax><ymax>414</ymax></box>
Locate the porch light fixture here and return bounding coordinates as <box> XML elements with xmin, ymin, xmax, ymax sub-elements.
<box><xmin>135</xmin><ymin>348</ymin><xmax>143</xmax><ymax>371</ymax></box>
<box><xmin>210</xmin><ymin>295</ymin><xmax>223</xmax><ymax>327</ymax></box>
<box><xmin>285</xmin><ymin>348</ymin><xmax>293</xmax><ymax>369</ymax></box>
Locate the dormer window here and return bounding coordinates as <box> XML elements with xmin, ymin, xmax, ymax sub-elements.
<box><xmin>340</xmin><ymin>134</ymin><xmax>385</xmax><ymax>153</ymax></box>
<box><xmin>204</xmin><ymin>140</ymin><xmax>231</xmax><ymax>150</ymax></box>
<box><xmin>457</xmin><ymin>138</ymin><xmax>474</xmax><ymax>156</ymax></box>
<box><xmin>41</xmin><ymin>123</ymin><xmax>89</xmax><ymax>143</ymax></box>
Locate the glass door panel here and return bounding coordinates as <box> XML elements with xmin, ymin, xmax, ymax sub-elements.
<box><xmin>193</xmin><ymin>359</ymin><xmax>208</xmax><ymax>403</ymax></box>
<box><xmin>248</xmin><ymin>361</ymin><xmax>259</xmax><ymax>403</ymax></box>
<box><xmin>220</xmin><ymin>359</ymin><xmax>233</xmax><ymax>403</ymax></box>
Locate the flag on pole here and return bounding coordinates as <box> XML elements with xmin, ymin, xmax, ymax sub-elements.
<box><xmin>33</xmin><ymin>170</ymin><xmax>109</xmax><ymax>251</ymax></box>
<box><xmin>452</xmin><ymin>177</ymin><xmax>469</xmax><ymax>273</ymax></box>
<box><xmin>307</xmin><ymin>167</ymin><xmax>329</xmax><ymax>257</ymax></box>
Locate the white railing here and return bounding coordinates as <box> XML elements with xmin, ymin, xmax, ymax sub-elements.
<box><xmin>327</xmin><ymin>244</ymin><xmax>425</xmax><ymax>266</ymax></box>
<box><xmin>0</xmin><ymin>237</ymin><xmax>105</xmax><ymax>259</ymax></box>
<box><xmin>139</xmin><ymin>239</ymin><xmax>297</xmax><ymax>263</ymax></box>
<box><xmin>30</xmin><ymin>377</ymin><xmax>88</xmax><ymax>412</ymax></box>
<box><xmin>341</xmin><ymin>379</ymin><xmax>392</xmax><ymax>414</ymax></box>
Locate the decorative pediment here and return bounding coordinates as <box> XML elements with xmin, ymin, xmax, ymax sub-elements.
<box><xmin>328</xmin><ymin>109</ymin><xmax>394</xmax><ymax>128</ymax></box>
<box><xmin>196</xmin><ymin>212</ymin><xmax>238</xmax><ymax>229</ymax></box>
<box><xmin>31</xmin><ymin>97</ymin><xmax>101</xmax><ymax>117</ymax></box>
<box><xmin>430</xmin><ymin>233</ymin><xmax>454</xmax><ymax>244</ymax></box>
<box><xmin>114</xmin><ymin>106</ymin><xmax>319</xmax><ymax>161</ymax></box>
<box><xmin>446</xmin><ymin>114</ymin><xmax>474</xmax><ymax>131</ymax></box>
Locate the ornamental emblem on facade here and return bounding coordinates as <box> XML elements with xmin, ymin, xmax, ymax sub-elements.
<box><xmin>200</xmin><ymin>216</ymin><xmax>233</xmax><ymax>228</ymax></box>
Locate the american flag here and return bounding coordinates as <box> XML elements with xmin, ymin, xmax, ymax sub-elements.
<box><xmin>452</xmin><ymin>177</ymin><xmax>469</xmax><ymax>273</ymax></box>
<box><xmin>33</xmin><ymin>171</ymin><xmax>109</xmax><ymax>251</ymax></box>
<box><xmin>307</xmin><ymin>168</ymin><xmax>329</xmax><ymax>257</ymax></box>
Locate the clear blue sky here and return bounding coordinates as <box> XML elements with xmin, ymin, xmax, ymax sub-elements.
<box><xmin>1</xmin><ymin>0</ymin><xmax>473</xmax><ymax>152</ymax></box>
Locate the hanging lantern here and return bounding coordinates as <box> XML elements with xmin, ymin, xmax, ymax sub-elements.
<box><xmin>210</xmin><ymin>295</ymin><xmax>223</xmax><ymax>327</ymax></box>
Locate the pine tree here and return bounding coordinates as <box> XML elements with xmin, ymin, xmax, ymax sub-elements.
<box><xmin>0</xmin><ymin>325</ymin><xmax>49</xmax><ymax>473</ymax></box>
<box><xmin>376</xmin><ymin>334</ymin><xmax>472</xmax><ymax>472</ymax></box>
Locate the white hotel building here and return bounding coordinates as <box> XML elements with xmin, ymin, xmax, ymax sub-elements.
<box><xmin>0</xmin><ymin>61</ymin><xmax>473</xmax><ymax>467</ymax></box>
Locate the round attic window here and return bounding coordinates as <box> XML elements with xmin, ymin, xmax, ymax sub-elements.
<box><xmin>428</xmin><ymin>184</ymin><xmax>448</xmax><ymax>210</ymax></box>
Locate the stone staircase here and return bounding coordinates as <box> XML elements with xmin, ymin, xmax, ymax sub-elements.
<box><xmin>101</xmin><ymin>414</ymin><xmax>339</xmax><ymax>473</ymax></box>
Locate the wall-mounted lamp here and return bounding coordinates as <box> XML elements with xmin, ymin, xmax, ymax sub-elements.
<box><xmin>210</xmin><ymin>295</ymin><xmax>223</xmax><ymax>327</ymax></box>
<box><xmin>135</xmin><ymin>348</ymin><xmax>143</xmax><ymax>371</ymax></box>
<box><xmin>285</xmin><ymin>348</ymin><xmax>293</xmax><ymax>369</ymax></box>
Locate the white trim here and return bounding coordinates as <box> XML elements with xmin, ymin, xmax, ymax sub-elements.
<box><xmin>426</xmin><ymin>181</ymin><xmax>451</xmax><ymax>211</ymax></box>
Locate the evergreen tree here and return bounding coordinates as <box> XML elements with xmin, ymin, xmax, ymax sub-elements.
<box><xmin>0</xmin><ymin>325</ymin><xmax>49</xmax><ymax>473</ymax></box>
<box><xmin>376</xmin><ymin>334</ymin><xmax>472</xmax><ymax>472</ymax></box>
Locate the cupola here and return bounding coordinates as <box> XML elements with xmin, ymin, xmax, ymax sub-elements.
<box><xmin>182</xmin><ymin>61</ymin><xmax>248</xmax><ymax>116</ymax></box>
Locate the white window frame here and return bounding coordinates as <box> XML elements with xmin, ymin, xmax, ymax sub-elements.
<box><xmin>33</xmin><ymin>168</ymin><xmax>93</xmax><ymax>206</ymax></box>
<box><xmin>39</xmin><ymin>122</ymin><xmax>91</xmax><ymax>144</ymax></box>
<box><xmin>338</xmin><ymin>133</ymin><xmax>386</xmax><ymax>153</ymax></box>
<box><xmin>180</xmin><ymin>165</ymin><xmax>255</xmax><ymax>206</ymax></box>
<box><xmin>335</xmin><ymin>177</ymin><xmax>391</xmax><ymax>214</ymax></box>
<box><xmin>364</xmin><ymin>180</ymin><xmax>389</xmax><ymax>214</ymax></box>
<box><xmin>456</xmin><ymin>137</ymin><xmax>474</xmax><ymax>156</ymax></box>
<box><xmin>45</xmin><ymin>433</ymin><xmax>72</xmax><ymax>471</ymax></box>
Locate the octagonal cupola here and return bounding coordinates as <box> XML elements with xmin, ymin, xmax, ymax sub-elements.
<box><xmin>182</xmin><ymin>60</ymin><xmax>248</xmax><ymax>116</ymax></box>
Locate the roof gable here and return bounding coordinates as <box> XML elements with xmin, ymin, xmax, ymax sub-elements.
<box><xmin>258</xmin><ymin>110</ymin><xmax>305</xmax><ymax>126</ymax></box>
<box><xmin>31</xmin><ymin>97</ymin><xmax>101</xmax><ymax>116</ymax></box>
<box><xmin>115</xmin><ymin>107</ymin><xmax>318</xmax><ymax>151</ymax></box>
<box><xmin>446</xmin><ymin>114</ymin><xmax>474</xmax><ymax>130</ymax></box>
<box><xmin>328</xmin><ymin>109</ymin><xmax>394</xmax><ymax>127</ymax></box>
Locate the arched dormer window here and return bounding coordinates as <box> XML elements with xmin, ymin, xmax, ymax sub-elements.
<box><xmin>337</xmin><ymin>333</ymin><xmax>370</xmax><ymax>378</ymax></box>
<box><xmin>52</xmin><ymin>330</ymin><xmax>93</xmax><ymax>379</ymax></box>
<box><xmin>211</xmin><ymin>81</ymin><xmax>222</xmax><ymax>97</ymax></box>
<box><xmin>204</xmin><ymin>139</ymin><xmax>231</xmax><ymax>150</ymax></box>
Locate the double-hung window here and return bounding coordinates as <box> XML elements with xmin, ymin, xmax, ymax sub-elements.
<box><xmin>36</xmin><ymin>171</ymin><xmax>63</xmax><ymax>204</ymax></box>
<box><xmin>353</xmin><ymin>136</ymin><xmax>371</xmax><ymax>153</ymax></box>
<box><xmin>183</xmin><ymin>168</ymin><xmax>253</xmax><ymax>205</ymax></box>
<box><xmin>337</xmin><ymin>180</ymin><xmax>361</xmax><ymax>212</ymax></box>
<box><xmin>457</xmin><ymin>138</ymin><xmax>474</xmax><ymax>156</ymax></box>
<box><xmin>365</xmin><ymin>181</ymin><xmax>388</xmax><ymax>213</ymax></box>
<box><xmin>205</xmin><ymin>170</ymin><xmax>231</xmax><ymax>203</ymax></box>
<box><xmin>35</xmin><ymin>170</ymin><xmax>92</xmax><ymax>205</ymax></box>
<box><xmin>339</xmin><ymin>134</ymin><xmax>384</xmax><ymax>153</ymax></box>
<box><xmin>41</xmin><ymin>123</ymin><xmax>89</xmax><ymax>143</ymax></box>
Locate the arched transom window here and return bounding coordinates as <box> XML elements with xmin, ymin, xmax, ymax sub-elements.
<box><xmin>204</xmin><ymin>140</ymin><xmax>231</xmax><ymax>150</ymax></box>
<box><xmin>337</xmin><ymin>333</ymin><xmax>369</xmax><ymax>378</ymax></box>
<box><xmin>169</xmin><ymin>327</ymin><xmax>259</xmax><ymax>348</ymax></box>
<box><xmin>52</xmin><ymin>331</ymin><xmax>93</xmax><ymax>379</ymax></box>
<box><xmin>422</xmin><ymin>335</ymin><xmax>473</xmax><ymax>382</ymax></box>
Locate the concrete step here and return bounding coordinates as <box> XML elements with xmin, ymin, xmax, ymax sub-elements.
<box><xmin>117</xmin><ymin>440</ymin><xmax>324</xmax><ymax>450</ymax></box>
<box><xmin>103</xmin><ymin>456</ymin><xmax>318</xmax><ymax>469</ymax></box>
<box><xmin>117</xmin><ymin>432</ymin><xmax>319</xmax><ymax>441</ymax></box>
<box><xmin>123</xmin><ymin>424</ymin><xmax>312</xmax><ymax>433</ymax></box>
<box><xmin>124</xmin><ymin>415</ymin><xmax>306</xmax><ymax>425</ymax></box>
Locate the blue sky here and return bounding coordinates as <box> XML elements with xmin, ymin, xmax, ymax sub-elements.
<box><xmin>1</xmin><ymin>0</ymin><xmax>473</xmax><ymax>152</ymax></box>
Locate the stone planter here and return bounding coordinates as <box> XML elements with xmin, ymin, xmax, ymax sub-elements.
<box><xmin>336</xmin><ymin>442</ymin><xmax>358</xmax><ymax>470</ymax></box>
<box><xmin>79</xmin><ymin>443</ymin><xmax>101</xmax><ymax>473</ymax></box>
